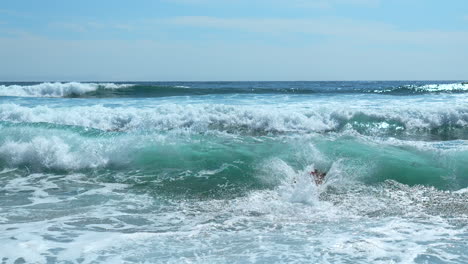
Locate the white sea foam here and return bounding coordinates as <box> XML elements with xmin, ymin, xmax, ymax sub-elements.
<box><xmin>454</xmin><ymin>188</ymin><xmax>468</xmax><ymax>194</ymax></box>
<box><xmin>0</xmin><ymin>100</ymin><xmax>466</xmax><ymax>134</ymax></box>
<box><xmin>414</xmin><ymin>83</ymin><xmax>468</xmax><ymax>92</ymax></box>
<box><xmin>0</xmin><ymin>101</ymin><xmax>466</xmax><ymax>172</ymax></box>
<box><xmin>0</xmin><ymin>136</ymin><xmax>110</xmax><ymax>170</ymax></box>
<box><xmin>374</xmin><ymin>82</ymin><xmax>468</xmax><ymax>93</ymax></box>
<box><xmin>0</xmin><ymin>167</ymin><xmax>466</xmax><ymax>263</ymax></box>
<box><xmin>1</xmin><ymin>173</ymin><xmax>62</xmax><ymax>205</ymax></box>
<box><xmin>1</xmin><ymin>85</ymin><xmax>467</xmax><ymax>263</ymax></box>
<box><xmin>0</xmin><ymin>82</ymin><xmax>132</xmax><ymax>97</ymax></box>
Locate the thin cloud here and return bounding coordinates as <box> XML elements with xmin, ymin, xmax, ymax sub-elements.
<box><xmin>165</xmin><ymin>0</ymin><xmax>379</xmax><ymax>8</ymax></box>
<box><xmin>51</xmin><ymin>22</ymin><xmax>88</xmax><ymax>33</ymax></box>
<box><xmin>161</xmin><ymin>16</ymin><xmax>468</xmax><ymax>45</ymax></box>
<box><xmin>0</xmin><ymin>8</ymin><xmax>31</xmax><ymax>18</ymax></box>
<box><xmin>278</xmin><ymin>0</ymin><xmax>380</xmax><ymax>8</ymax></box>
<box><xmin>163</xmin><ymin>16</ymin><xmax>389</xmax><ymax>36</ymax></box>
<box><xmin>50</xmin><ymin>21</ymin><xmax>134</xmax><ymax>33</ymax></box>
<box><xmin>1</xmin><ymin>33</ymin><xmax>466</xmax><ymax>81</ymax></box>
<box><xmin>0</xmin><ymin>27</ymin><xmax>36</xmax><ymax>38</ymax></box>
<box><xmin>46</xmin><ymin>15</ymin><xmax>468</xmax><ymax>47</ymax></box>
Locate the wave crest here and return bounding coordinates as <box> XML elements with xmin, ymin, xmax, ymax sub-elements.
<box><xmin>0</xmin><ymin>82</ymin><xmax>133</xmax><ymax>97</ymax></box>
<box><xmin>0</xmin><ymin>136</ymin><xmax>109</xmax><ymax>170</ymax></box>
<box><xmin>377</xmin><ymin>83</ymin><xmax>468</xmax><ymax>94</ymax></box>
<box><xmin>1</xmin><ymin>103</ymin><xmax>467</xmax><ymax>139</ymax></box>
<box><xmin>1</xmin><ymin>82</ymin><xmax>467</xmax><ymax>98</ymax></box>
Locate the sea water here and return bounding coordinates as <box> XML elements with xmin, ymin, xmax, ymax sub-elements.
<box><xmin>0</xmin><ymin>81</ymin><xmax>467</xmax><ymax>263</ymax></box>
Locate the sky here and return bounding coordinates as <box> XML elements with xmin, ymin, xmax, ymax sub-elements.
<box><xmin>0</xmin><ymin>0</ymin><xmax>467</xmax><ymax>81</ymax></box>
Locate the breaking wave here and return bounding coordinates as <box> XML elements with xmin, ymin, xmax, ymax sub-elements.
<box><xmin>0</xmin><ymin>130</ymin><xmax>466</xmax><ymax>191</ymax></box>
<box><xmin>0</xmin><ymin>136</ymin><xmax>109</xmax><ymax>170</ymax></box>
<box><xmin>0</xmin><ymin>82</ymin><xmax>133</xmax><ymax>98</ymax></box>
<box><xmin>2</xmin><ymin>80</ymin><xmax>468</xmax><ymax>264</ymax></box>
<box><xmin>0</xmin><ymin>82</ymin><xmax>467</xmax><ymax>98</ymax></box>
<box><xmin>376</xmin><ymin>83</ymin><xmax>468</xmax><ymax>94</ymax></box>
<box><xmin>1</xmin><ymin>103</ymin><xmax>467</xmax><ymax>139</ymax></box>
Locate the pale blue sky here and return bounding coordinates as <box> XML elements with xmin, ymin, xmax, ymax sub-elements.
<box><xmin>1</xmin><ymin>0</ymin><xmax>467</xmax><ymax>81</ymax></box>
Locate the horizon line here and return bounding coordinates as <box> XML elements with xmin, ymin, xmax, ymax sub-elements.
<box><xmin>1</xmin><ymin>79</ymin><xmax>466</xmax><ymax>83</ymax></box>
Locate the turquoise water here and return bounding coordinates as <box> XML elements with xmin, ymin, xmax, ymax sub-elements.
<box><xmin>0</xmin><ymin>81</ymin><xmax>467</xmax><ymax>263</ymax></box>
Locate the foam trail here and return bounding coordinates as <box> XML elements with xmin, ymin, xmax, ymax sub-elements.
<box><xmin>0</xmin><ymin>82</ymin><xmax>132</xmax><ymax>97</ymax></box>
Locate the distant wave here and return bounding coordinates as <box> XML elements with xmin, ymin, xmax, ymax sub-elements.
<box><xmin>0</xmin><ymin>82</ymin><xmax>317</xmax><ymax>98</ymax></box>
<box><xmin>0</xmin><ymin>82</ymin><xmax>467</xmax><ymax>98</ymax></box>
<box><xmin>0</xmin><ymin>82</ymin><xmax>133</xmax><ymax>98</ymax></box>
<box><xmin>375</xmin><ymin>83</ymin><xmax>468</xmax><ymax>95</ymax></box>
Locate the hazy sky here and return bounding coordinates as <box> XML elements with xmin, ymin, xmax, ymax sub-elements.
<box><xmin>0</xmin><ymin>0</ymin><xmax>467</xmax><ymax>81</ymax></box>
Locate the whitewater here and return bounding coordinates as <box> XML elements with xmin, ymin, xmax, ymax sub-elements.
<box><xmin>0</xmin><ymin>81</ymin><xmax>467</xmax><ymax>263</ymax></box>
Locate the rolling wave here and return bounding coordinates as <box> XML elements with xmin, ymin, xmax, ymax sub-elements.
<box><xmin>1</xmin><ymin>103</ymin><xmax>467</xmax><ymax>140</ymax></box>
<box><xmin>0</xmin><ymin>129</ymin><xmax>466</xmax><ymax>191</ymax></box>
<box><xmin>2</xmin><ymin>80</ymin><xmax>467</xmax><ymax>264</ymax></box>
<box><xmin>0</xmin><ymin>82</ymin><xmax>133</xmax><ymax>98</ymax></box>
<box><xmin>0</xmin><ymin>82</ymin><xmax>467</xmax><ymax>98</ymax></box>
<box><xmin>375</xmin><ymin>83</ymin><xmax>468</xmax><ymax>95</ymax></box>
<box><xmin>1</xmin><ymin>101</ymin><xmax>467</xmax><ymax>191</ymax></box>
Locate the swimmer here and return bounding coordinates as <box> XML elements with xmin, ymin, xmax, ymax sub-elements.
<box><xmin>292</xmin><ymin>169</ymin><xmax>327</xmax><ymax>185</ymax></box>
<box><xmin>310</xmin><ymin>169</ymin><xmax>326</xmax><ymax>185</ymax></box>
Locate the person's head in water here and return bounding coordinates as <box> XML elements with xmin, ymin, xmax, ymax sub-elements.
<box><xmin>311</xmin><ymin>169</ymin><xmax>326</xmax><ymax>185</ymax></box>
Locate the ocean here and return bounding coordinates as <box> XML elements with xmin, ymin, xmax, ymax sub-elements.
<box><xmin>0</xmin><ymin>81</ymin><xmax>467</xmax><ymax>263</ymax></box>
